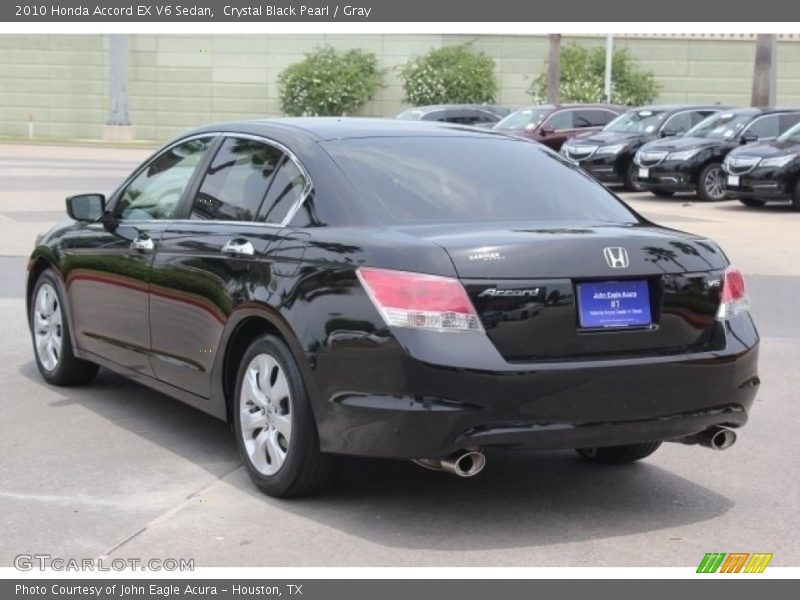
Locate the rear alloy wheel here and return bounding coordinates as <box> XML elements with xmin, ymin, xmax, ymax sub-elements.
<box><xmin>623</xmin><ymin>162</ymin><xmax>645</xmax><ymax>192</ymax></box>
<box><xmin>576</xmin><ymin>442</ymin><xmax>662</xmax><ymax>464</ymax></box>
<box><xmin>697</xmin><ymin>162</ymin><xmax>727</xmax><ymax>202</ymax></box>
<box><xmin>30</xmin><ymin>270</ymin><xmax>98</xmax><ymax>386</ymax></box>
<box><xmin>650</xmin><ymin>188</ymin><xmax>675</xmax><ymax>198</ymax></box>
<box><xmin>233</xmin><ymin>334</ymin><xmax>337</xmax><ymax>497</ymax></box>
<box><xmin>738</xmin><ymin>198</ymin><xmax>766</xmax><ymax>208</ymax></box>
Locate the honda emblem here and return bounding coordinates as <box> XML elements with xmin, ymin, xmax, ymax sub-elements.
<box><xmin>603</xmin><ymin>247</ymin><xmax>629</xmax><ymax>269</ymax></box>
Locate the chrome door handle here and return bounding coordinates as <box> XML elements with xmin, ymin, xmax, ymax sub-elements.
<box><xmin>221</xmin><ymin>239</ymin><xmax>255</xmax><ymax>256</ymax></box>
<box><xmin>130</xmin><ymin>236</ymin><xmax>154</xmax><ymax>252</ymax></box>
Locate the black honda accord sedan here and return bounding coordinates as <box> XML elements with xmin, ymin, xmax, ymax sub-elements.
<box><xmin>26</xmin><ymin>118</ymin><xmax>760</xmax><ymax>497</ymax></box>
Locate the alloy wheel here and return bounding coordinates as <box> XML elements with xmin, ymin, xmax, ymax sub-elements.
<box><xmin>33</xmin><ymin>283</ymin><xmax>63</xmax><ymax>372</ymax></box>
<box><xmin>239</xmin><ymin>353</ymin><xmax>293</xmax><ymax>476</ymax></box>
<box><xmin>703</xmin><ymin>166</ymin><xmax>725</xmax><ymax>200</ymax></box>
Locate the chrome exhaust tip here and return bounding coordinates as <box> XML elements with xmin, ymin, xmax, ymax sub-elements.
<box><xmin>413</xmin><ymin>449</ymin><xmax>486</xmax><ymax>478</ymax></box>
<box><xmin>698</xmin><ymin>426</ymin><xmax>737</xmax><ymax>451</ymax></box>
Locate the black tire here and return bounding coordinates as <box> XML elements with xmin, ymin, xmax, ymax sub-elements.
<box><xmin>576</xmin><ymin>442</ymin><xmax>662</xmax><ymax>464</ymax></box>
<box><xmin>29</xmin><ymin>269</ymin><xmax>99</xmax><ymax>386</ymax></box>
<box><xmin>738</xmin><ymin>198</ymin><xmax>766</xmax><ymax>208</ymax></box>
<box><xmin>649</xmin><ymin>188</ymin><xmax>675</xmax><ymax>198</ymax></box>
<box><xmin>696</xmin><ymin>162</ymin><xmax>727</xmax><ymax>202</ymax></box>
<box><xmin>792</xmin><ymin>179</ymin><xmax>800</xmax><ymax>211</ymax></box>
<box><xmin>623</xmin><ymin>162</ymin><xmax>645</xmax><ymax>192</ymax></box>
<box><xmin>233</xmin><ymin>334</ymin><xmax>338</xmax><ymax>498</ymax></box>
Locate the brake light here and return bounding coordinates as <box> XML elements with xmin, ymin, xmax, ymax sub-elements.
<box><xmin>356</xmin><ymin>267</ymin><xmax>483</xmax><ymax>331</ymax></box>
<box><xmin>717</xmin><ymin>266</ymin><xmax>749</xmax><ymax>319</ymax></box>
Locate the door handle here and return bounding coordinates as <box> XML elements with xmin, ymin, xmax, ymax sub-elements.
<box><xmin>130</xmin><ymin>235</ymin><xmax>154</xmax><ymax>252</ymax></box>
<box><xmin>221</xmin><ymin>238</ymin><xmax>255</xmax><ymax>257</ymax></box>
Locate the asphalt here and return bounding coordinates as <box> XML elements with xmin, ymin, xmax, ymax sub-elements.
<box><xmin>1</xmin><ymin>144</ymin><xmax>798</xmax><ymax>567</ymax></box>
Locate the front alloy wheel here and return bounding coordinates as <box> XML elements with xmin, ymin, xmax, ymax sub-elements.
<box><xmin>29</xmin><ymin>269</ymin><xmax>98</xmax><ymax>386</ymax></box>
<box><xmin>697</xmin><ymin>163</ymin><xmax>727</xmax><ymax>202</ymax></box>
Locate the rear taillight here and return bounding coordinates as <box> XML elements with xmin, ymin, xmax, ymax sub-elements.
<box><xmin>356</xmin><ymin>267</ymin><xmax>483</xmax><ymax>332</ymax></box>
<box><xmin>717</xmin><ymin>266</ymin><xmax>749</xmax><ymax>319</ymax></box>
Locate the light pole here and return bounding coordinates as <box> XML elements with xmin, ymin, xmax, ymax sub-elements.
<box><xmin>604</xmin><ymin>35</ymin><xmax>613</xmax><ymax>103</ymax></box>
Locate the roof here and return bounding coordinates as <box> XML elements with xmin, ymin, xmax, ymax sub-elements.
<box><xmin>197</xmin><ymin>117</ymin><xmax>512</xmax><ymax>142</ymax></box>
<box><xmin>626</xmin><ymin>104</ymin><xmax>728</xmax><ymax>112</ymax></box>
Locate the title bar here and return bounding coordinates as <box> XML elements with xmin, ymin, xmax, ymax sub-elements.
<box><xmin>1</xmin><ymin>0</ymin><xmax>797</xmax><ymax>22</ymax></box>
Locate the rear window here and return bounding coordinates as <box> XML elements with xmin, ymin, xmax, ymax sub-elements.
<box><xmin>323</xmin><ymin>137</ymin><xmax>639</xmax><ymax>225</ymax></box>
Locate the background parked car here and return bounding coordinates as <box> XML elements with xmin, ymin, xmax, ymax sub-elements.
<box><xmin>493</xmin><ymin>104</ymin><xmax>624</xmax><ymax>151</ymax></box>
<box><xmin>395</xmin><ymin>104</ymin><xmax>511</xmax><ymax>127</ymax></box>
<box><xmin>561</xmin><ymin>105</ymin><xmax>723</xmax><ymax>191</ymax></box>
<box><xmin>635</xmin><ymin>108</ymin><xmax>800</xmax><ymax>201</ymax></box>
<box><xmin>723</xmin><ymin>120</ymin><xmax>800</xmax><ymax>209</ymax></box>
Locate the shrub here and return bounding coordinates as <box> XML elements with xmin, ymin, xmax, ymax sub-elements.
<box><xmin>278</xmin><ymin>45</ymin><xmax>384</xmax><ymax>116</ymax></box>
<box><xmin>530</xmin><ymin>44</ymin><xmax>658</xmax><ymax>106</ymax></box>
<box><xmin>400</xmin><ymin>43</ymin><xmax>498</xmax><ymax>106</ymax></box>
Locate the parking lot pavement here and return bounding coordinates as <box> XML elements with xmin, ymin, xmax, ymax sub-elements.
<box><xmin>1</xmin><ymin>144</ymin><xmax>799</xmax><ymax>567</ymax></box>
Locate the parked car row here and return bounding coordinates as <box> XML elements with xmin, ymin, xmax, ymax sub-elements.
<box><xmin>397</xmin><ymin>102</ymin><xmax>800</xmax><ymax>208</ymax></box>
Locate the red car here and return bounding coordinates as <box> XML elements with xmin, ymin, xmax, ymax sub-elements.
<box><xmin>494</xmin><ymin>103</ymin><xmax>625</xmax><ymax>151</ymax></box>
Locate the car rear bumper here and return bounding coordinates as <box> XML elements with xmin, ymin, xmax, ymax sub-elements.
<box><xmin>311</xmin><ymin>315</ymin><xmax>760</xmax><ymax>459</ymax></box>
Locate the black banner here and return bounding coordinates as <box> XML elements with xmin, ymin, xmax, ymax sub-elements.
<box><xmin>4</xmin><ymin>579</ymin><xmax>798</xmax><ymax>600</ymax></box>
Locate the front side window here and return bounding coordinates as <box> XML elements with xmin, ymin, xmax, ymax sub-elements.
<box><xmin>777</xmin><ymin>121</ymin><xmax>800</xmax><ymax>144</ymax></box>
<box><xmin>191</xmin><ymin>137</ymin><xmax>284</xmax><ymax>221</ymax></box>
<box><xmin>742</xmin><ymin>115</ymin><xmax>780</xmax><ymax>140</ymax></box>
<box><xmin>544</xmin><ymin>111</ymin><xmax>575</xmax><ymax>131</ymax></box>
<box><xmin>115</xmin><ymin>137</ymin><xmax>213</xmax><ymax>221</ymax></box>
<box><xmin>662</xmin><ymin>112</ymin><xmax>694</xmax><ymax>134</ymax></box>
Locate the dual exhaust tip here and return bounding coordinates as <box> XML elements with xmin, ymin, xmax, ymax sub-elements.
<box><xmin>412</xmin><ymin>426</ymin><xmax>737</xmax><ymax>478</ymax></box>
<box><xmin>413</xmin><ymin>450</ymin><xmax>486</xmax><ymax>478</ymax></box>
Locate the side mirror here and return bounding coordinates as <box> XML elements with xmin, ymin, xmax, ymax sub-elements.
<box><xmin>66</xmin><ymin>194</ymin><xmax>105</xmax><ymax>222</ymax></box>
<box><xmin>660</xmin><ymin>128</ymin><xmax>680</xmax><ymax>138</ymax></box>
<box><xmin>539</xmin><ymin>125</ymin><xmax>555</xmax><ymax>135</ymax></box>
<box><xmin>740</xmin><ymin>130</ymin><xmax>758</xmax><ymax>144</ymax></box>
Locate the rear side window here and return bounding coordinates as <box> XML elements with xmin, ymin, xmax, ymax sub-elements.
<box><xmin>324</xmin><ymin>137</ymin><xmax>638</xmax><ymax>225</ymax></box>
<box><xmin>191</xmin><ymin>137</ymin><xmax>284</xmax><ymax>221</ymax></box>
<box><xmin>258</xmin><ymin>158</ymin><xmax>308</xmax><ymax>224</ymax></box>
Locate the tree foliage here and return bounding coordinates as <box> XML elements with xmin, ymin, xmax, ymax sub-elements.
<box><xmin>530</xmin><ymin>44</ymin><xmax>658</xmax><ymax>106</ymax></box>
<box><xmin>400</xmin><ymin>44</ymin><xmax>498</xmax><ymax>106</ymax></box>
<box><xmin>278</xmin><ymin>45</ymin><xmax>384</xmax><ymax>116</ymax></box>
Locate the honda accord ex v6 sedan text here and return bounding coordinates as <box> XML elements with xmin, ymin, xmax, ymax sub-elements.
<box><xmin>26</xmin><ymin>119</ymin><xmax>760</xmax><ymax>497</ymax></box>
<box><xmin>635</xmin><ymin>107</ymin><xmax>800</xmax><ymax>201</ymax></box>
<box><xmin>561</xmin><ymin>105</ymin><xmax>723</xmax><ymax>191</ymax></box>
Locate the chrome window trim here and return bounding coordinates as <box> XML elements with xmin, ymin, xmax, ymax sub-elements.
<box><xmin>109</xmin><ymin>130</ymin><xmax>314</xmax><ymax>229</ymax></box>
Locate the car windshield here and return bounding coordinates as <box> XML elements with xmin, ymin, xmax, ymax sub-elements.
<box><xmin>605</xmin><ymin>110</ymin><xmax>667</xmax><ymax>134</ymax></box>
<box><xmin>396</xmin><ymin>109</ymin><xmax>426</xmax><ymax>120</ymax></box>
<box><xmin>777</xmin><ymin>121</ymin><xmax>800</xmax><ymax>143</ymax></box>
<box><xmin>686</xmin><ymin>112</ymin><xmax>754</xmax><ymax>139</ymax></box>
<box><xmin>494</xmin><ymin>108</ymin><xmax>549</xmax><ymax>131</ymax></box>
<box><xmin>323</xmin><ymin>137</ymin><xmax>639</xmax><ymax>225</ymax></box>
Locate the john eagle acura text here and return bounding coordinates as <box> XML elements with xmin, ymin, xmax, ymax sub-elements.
<box><xmin>26</xmin><ymin>119</ymin><xmax>760</xmax><ymax>496</ymax></box>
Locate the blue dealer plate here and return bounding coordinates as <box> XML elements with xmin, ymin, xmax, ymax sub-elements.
<box><xmin>577</xmin><ymin>280</ymin><xmax>652</xmax><ymax>329</ymax></box>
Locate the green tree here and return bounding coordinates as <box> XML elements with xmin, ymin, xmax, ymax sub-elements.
<box><xmin>278</xmin><ymin>45</ymin><xmax>384</xmax><ymax>116</ymax></box>
<box><xmin>400</xmin><ymin>43</ymin><xmax>498</xmax><ymax>106</ymax></box>
<box><xmin>530</xmin><ymin>44</ymin><xmax>658</xmax><ymax>106</ymax></box>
